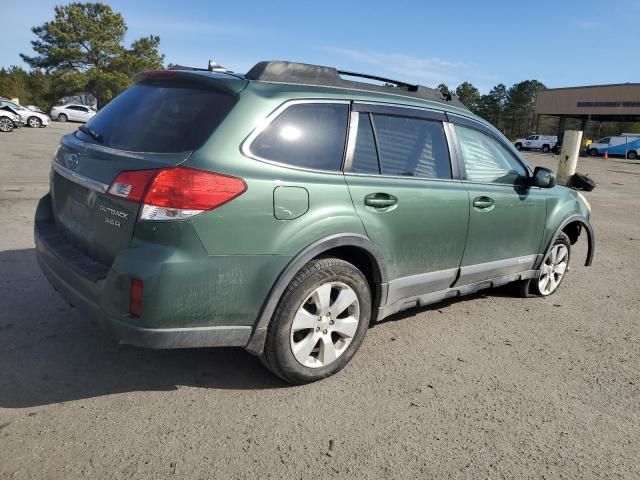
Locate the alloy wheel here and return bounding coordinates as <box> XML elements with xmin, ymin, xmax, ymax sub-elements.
<box><xmin>290</xmin><ymin>282</ymin><xmax>360</xmax><ymax>368</ymax></box>
<box><xmin>538</xmin><ymin>244</ymin><xmax>569</xmax><ymax>295</ymax></box>
<box><xmin>0</xmin><ymin>118</ymin><xmax>13</xmax><ymax>132</ymax></box>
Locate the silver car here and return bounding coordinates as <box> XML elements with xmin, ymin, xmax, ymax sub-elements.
<box><xmin>50</xmin><ymin>104</ymin><xmax>96</xmax><ymax>123</ymax></box>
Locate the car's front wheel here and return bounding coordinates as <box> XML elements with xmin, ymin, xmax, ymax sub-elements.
<box><xmin>628</xmin><ymin>150</ymin><xmax>638</xmax><ymax>160</ymax></box>
<box><xmin>0</xmin><ymin>117</ymin><xmax>14</xmax><ymax>132</ymax></box>
<box><xmin>27</xmin><ymin>116</ymin><xmax>42</xmax><ymax>128</ymax></box>
<box><xmin>263</xmin><ymin>257</ymin><xmax>371</xmax><ymax>384</ymax></box>
<box><xmin>588</xmin><ymin>148</ymin><xmax>598</xmax><ymax>157</ymax></box>
<box><xmin>515</xmin><ymin>143</ymin><xmax>522</xmax><ymax>150</ymax></box>
<box><xmin>57</xmin><ymin>113</ymin><xmax>67</xmax><ymax>122</ymax></box>
<box><xmin>516</xmin><ymin>232</ymin><xmax>571</xmax><ymax>297</ymax></box>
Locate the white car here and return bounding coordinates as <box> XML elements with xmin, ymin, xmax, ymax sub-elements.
<box><xmin>50</xmin><ymin>104</ymin><xmax>96</xmax><ymax>123</ymax></box>
<box><xmin>514</xmin><ymin>134</ymin><xmax>558</xmax><ymax>153</ymax></box>
<box><xmin>0</xmin><ymin>107</ymin><xmax>21</xmax><ymax>132</ymax></box>
<box><xmin>0</xmin><ymin>100</ymin><xmax>50</xmax><ymax>128</ymax></box>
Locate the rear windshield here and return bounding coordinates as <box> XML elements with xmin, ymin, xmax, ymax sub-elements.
<box><xmin>76</xmin><ymin>81</ymin><xmax>236</xmax><ymax>153</ymax></box>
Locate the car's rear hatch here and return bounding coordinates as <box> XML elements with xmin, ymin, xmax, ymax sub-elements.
<box><xmin>49</xmin><ymin>71</ymin><xmax>247</xmax><ymax>267</ymax></box>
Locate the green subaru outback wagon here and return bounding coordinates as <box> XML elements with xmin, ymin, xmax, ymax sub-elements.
<box><xmin>35</xmin><ymin>60</ymin><xmax>594</xmax><ymax>384</ymax></box>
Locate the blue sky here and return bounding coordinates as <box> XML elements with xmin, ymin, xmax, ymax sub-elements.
<box><xmin>1</xmin><ymin>0</ymin><xmax>638</xmax><ymax>93</ymax></box>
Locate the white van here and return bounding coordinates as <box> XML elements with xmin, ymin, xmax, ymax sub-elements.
<box><xmin>588</xmin><ymin>134</ymin><xmax>640</xmax><ymax>160</ymax></box>
<box><xmin>514</xmin><ymin>134</ymin><xmax>558</xmax><ymax>153</ymax></box>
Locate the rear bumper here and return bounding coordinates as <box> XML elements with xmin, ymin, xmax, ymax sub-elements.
<box><xmin>33</xmin><ymin>193</ymin><xmax>276</xmax><ymax>350</ymax></box>
<box><xmin>36</xmin><ymin>235</ymin><xmax>252</xmax><ymax>349</ymax></box>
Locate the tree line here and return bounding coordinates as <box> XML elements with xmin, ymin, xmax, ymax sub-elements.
<box><xmin>1</xmin><ymin>2</ymin><xmax>635</xmax><ymax>140</ymax></box>
<box><xmin>0</xmin><ymin>3</ymin><xmax>163</xmax><ymax>110</ymax></box>
<box><xmin>437</xmin><ymin>80</ymin><xmax>547</xmax><ymax>139</ymax></box>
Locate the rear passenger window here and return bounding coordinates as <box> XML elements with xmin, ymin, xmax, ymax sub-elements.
<box><xmin>371</xmin><ymin>115</ymin><xmax>451</xmax><ymax>179</ymax></box>
<box><xmin>350</xmin><ymin>113</ymin><xmax>379</xmax><ymax>174</ymax></box>
<box><xmin>250</xmin><ymin>103</ymin><xmax>348</xmax><ymax>171</ymax></box>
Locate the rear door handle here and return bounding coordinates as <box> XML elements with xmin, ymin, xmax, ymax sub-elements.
<box><xmin>364</xmin><ymin>193</ymin><xmax>398</xmax><ymax>208</ymax></box>
<box><xmin>472</xmin><ymin>196</ymin><xmax>495</xmax><ymax>210</ymax></box>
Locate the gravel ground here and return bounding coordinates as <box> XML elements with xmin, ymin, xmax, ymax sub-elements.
<box><xmin>1</xmin><ymin>123</ymin><xmax>639</xmax><ymax>479</ymax></box>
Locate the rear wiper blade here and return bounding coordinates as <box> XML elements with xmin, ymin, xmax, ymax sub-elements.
<box><xmin>78</xmin><ymin>125</ymin><xmax>103</xmax><ymax>143</ymax></box>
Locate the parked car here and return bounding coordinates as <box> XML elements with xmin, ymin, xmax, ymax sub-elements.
<box><xmin>0</xmin><ymin>100</ymin><xmax>49</xmax><ymax>128</ymax></box>
<box><xmin>0</xmin><ymin>106</ymin><xmax>21</xmax><ymax>132</ymax></box>
<box><xmin>34</xmin><ymin>61</ymin><xmax>595</xmax><ymax>384</ymax></box>
<box><xmin>50</xmin><ymin>104</ymin><xmax>96</xmax><ymax>123</ymax></box>
<box><xmin>514</xmin><ymin>134</ymin><xmax>558</xmax><ymax>153</ymax></box>
<box><xmin>25</xmin><ymin>105</ymin><xmax>46</xmax><ymax>114</ymax></box>
<box><xmin>588</xmin><ymin>134</ymin><xmax>640</xmax><ymax>160</ymax></box>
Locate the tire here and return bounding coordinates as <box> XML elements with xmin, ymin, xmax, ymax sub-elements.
<box><xmin>541</xmin><ymin>144</ymin><xmax>550</xmax><ymax>153</ymax></box>
<box><xmin>515</xmin><ymin>233</ymin><xmax>571</xmax><ymax>298</ymax></box>
<box><xmin>263</xmin><ymin>257</ymin><xmax>372</xmax><ymax>384</ymax></box>
<box><xmin>0</xmin><ymin>117</ymin><xmax>14</xmax><ymax>132</ymax></box>
<box><xmin>58</xmin><ymin>113</ymin><xmax>68</xmax><ymax>122</ymax></box>
<box><xmin>515</xmin><ymin>143</ymin><xmax>522</xmax><ymax>150</ymax></box>
<box><xmin>568</xmin><ymin>172</ymin><xmax>596</xmax><ymax>191</ymax></box>
<box><xmin>588</xmin><ymin>148</ymin><xmax>598</xmax><ymax>157</ymax></box>
<box><xmin>27</xmin><ymin>116</ymin><xmax>42</xmax><ymax>128</ymax></box>
<box><xmin>628</xmin><ymin>150</ymin><xmax>638</xmax><ymax>160</ymax></box>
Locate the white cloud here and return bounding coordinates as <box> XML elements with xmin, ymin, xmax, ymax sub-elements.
<box><xmin>326</xmin><ymin>47</ymin><xmax>496</xmax><ymax>91</ymax></box>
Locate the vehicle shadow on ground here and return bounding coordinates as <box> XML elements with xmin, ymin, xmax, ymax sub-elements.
<box><xmin>1</xmin><ymin>248</ymin><xmax>523</xmax><ymax>408</ymax></box>
<box><xmin>0</xmin><ymin>248</ymin><xmax>287</xmax><ymax>408</ymax></box>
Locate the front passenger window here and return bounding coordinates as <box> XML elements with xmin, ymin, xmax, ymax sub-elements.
<box><xmin>456</xmin><ymin>125</ymin><xmax>528</xmax><ymax>185</ymax></box>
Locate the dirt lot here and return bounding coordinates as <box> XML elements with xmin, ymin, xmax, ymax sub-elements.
<box><xmin>1</xmin><ymin>123</ymin><xmax>639</xmax><ymax>479</ymax></box>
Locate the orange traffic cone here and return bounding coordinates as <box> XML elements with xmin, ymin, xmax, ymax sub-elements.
<box><xmin>604</xmin><ymin>151</ymin><xmax>608</xmax><ymax>160</ymax></box>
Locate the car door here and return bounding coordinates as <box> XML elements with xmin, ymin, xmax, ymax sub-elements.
<box><xmin>449</xmin><ymin>115</ymin><xmax>547</xmax><ymax>285</ymax></box>
<box><xmin>79</xmin><ymin>106</ymin><xmax>93</xmax><ymax>122</ymax></box>
<box><xmin>71</xmin><ymin>106</ymin><xmax>88</xmax><ymax>122</ymax></box>
<box><xmin>343</xmin><ymin>104</ymin><xmax>469</xmax><ymax>304</ymax></box>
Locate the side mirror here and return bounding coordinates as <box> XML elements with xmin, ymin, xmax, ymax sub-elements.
<box><xmin>532</xmin><ymin>166</ymin><xmax>556</xmax><ymax>188</ymax></box>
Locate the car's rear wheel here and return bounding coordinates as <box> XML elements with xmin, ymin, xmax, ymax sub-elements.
<box><xmin>516</xmin><ymin>232</ymin><xmax>571</xmax><ymax>297</ymax></box>
<box><xmin>628</xmin><ymin>150</ymin><xmax>638</xmax><ymax>160</ymax></box>
<box><xmin>541</xmin><ymin>144</ymin><xmax>550</xmax><ymax>153</ymax></box>
<box><xmin>263</xmin><ymin>257</ymin><xmax>371</xmax><ymax>384</ymax></box>
<box><xmin>27</xmin><ymin>116</ymin><xmax>42</xmax><ymax>128</ymax></box>
<box><xmin>515</xmin><ymin>143</ymin><xmax>522</xmax><ymax>150</ymax></box>
<box><xmin>0</xmin><ymin>117</ymin><xmax>14</xmax><ymax>132</ymax></box>
<box><xmin>58</xmin><ymin>113</ymin><xmax>67</xmax><ymax>122</ymax></box>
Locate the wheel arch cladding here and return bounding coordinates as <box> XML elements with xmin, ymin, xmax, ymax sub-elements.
<box><xmin>539</xmin><ymin>215</ymin><xmax>594</xmax><ymax>268</ymax></box>
<box><xmin>244</xmin><ymin>233</ymin><xmax>387</xmax><ymax>355</ymax></box>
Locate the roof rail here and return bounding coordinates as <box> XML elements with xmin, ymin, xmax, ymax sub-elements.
<box><xmin>337</xmin><ymin>70</ymin><xmax>419</xmax><ymax>92</ymax></box>
<box><xmin>244</xmin><ymin>60</ymin><xmax>466</xmax><ymax>109</ymax></box>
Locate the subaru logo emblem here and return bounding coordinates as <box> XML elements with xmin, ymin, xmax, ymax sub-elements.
<box><xmin>67</xmin><ymin>153</ymin><xmax>79</xmax><ymax>170</ymax></box>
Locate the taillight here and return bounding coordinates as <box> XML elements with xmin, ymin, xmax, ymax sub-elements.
<box><xmin>108</xmin><ymin>169</ymin><xmax>159</xmax><ymax>202</ymax></box>
<box><xmin>130</xmin><ymin>278</ymin><xmax>143</xmax><ymax>317</ymax></box>
<box><xmin>108</xmin><ymin>166</ymin><xmax>246</xmax><ymax>221</ymax></box>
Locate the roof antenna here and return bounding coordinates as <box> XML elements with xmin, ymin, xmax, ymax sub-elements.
<box><xmin>208</xmin><ymin>59</ymin><xmax>227</xmax><ymax>72</ymax></box>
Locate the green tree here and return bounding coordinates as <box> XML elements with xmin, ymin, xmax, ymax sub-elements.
<box><xmin>455</xmin><ymin>81</ymin><xmax>481</xmax><ymax>112</ymax></box>
<box><xmin>475</xmin><ymin>83</ymin><xmax>507</xmax><ymax>129</ymax></box>
<box><xmin>503</xmin><ymin>80</ymin><xmax>546</xmax><ymax>138</ymax></box>
<box><xmin>21</xmin><ymin>2</ymin><xmax>164</xmax><ymax>107</ymax></box>
<box><xmin>0</xmin><ymin>66</ymin><xmax>30</xmax><ymax>101</ymax></box>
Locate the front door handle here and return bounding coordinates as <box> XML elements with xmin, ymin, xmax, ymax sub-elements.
<box><xmin>364</xmin><ymin>193</ymin><xmax>398</xmax><ymax>208</ymax></box>
<box><xmin>472</xmin><ymin>196</ymin><xmax>495</xmax><ymax>210</ymax></box>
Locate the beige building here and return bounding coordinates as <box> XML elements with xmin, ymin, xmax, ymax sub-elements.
<box><xmin>535</xmin><ymin>83</ymin><xmax>640</xmax><ymax>138</ymax></box>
